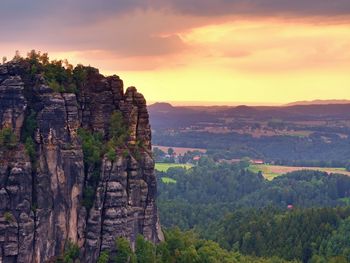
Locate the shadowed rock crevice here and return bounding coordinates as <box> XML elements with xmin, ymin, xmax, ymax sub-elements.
<box><xmin>0</xmin><ymin>60</ymin><xmax>162</xmax><ymax>263</ymax></box>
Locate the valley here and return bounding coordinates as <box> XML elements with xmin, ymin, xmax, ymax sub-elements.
<box><xmin>151</xmin><ymin>101</ymin><xmax>350</xmax><ymax>263</ymax></box>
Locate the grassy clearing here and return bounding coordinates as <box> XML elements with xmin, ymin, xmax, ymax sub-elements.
<box><xmin>153</xmin><ymin>145</ymin><xmax>206</xmax><ymax>155</ymax></box>
<box><xmin>161</xmin><ymin>177</ymin><xmax>177</xmax><ymax>184</ymax></box>
<box><xmin>249</xmin><ymin>164</ymin><xmax>350</xmax><ymax>181</ymax></box>
<box><xmin>155</xmin><ymin>163</ymin><xmax>193</xmax><ymax>172</ymax></box>
<box><xmin>248</xmin><ymin>165</ymin><xmax>280</xmax><ymax>180</ymax></box>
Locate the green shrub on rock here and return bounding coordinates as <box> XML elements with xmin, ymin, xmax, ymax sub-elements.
<box><xmin>0</xmin><ymin>128</ymin><xmax>17</xmax><ymax>149</ymax></box>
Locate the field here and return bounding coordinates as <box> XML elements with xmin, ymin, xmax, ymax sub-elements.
<box><xmin>248</xmin><ymin>165</ymin><xmax>280</xmax><ymax>180</ymax></box>
<box><xmin>155</xmin><ymin>163</ymin><xmax>194</xmax><ymax>172</ymax></box>
<box><xmin>249</xmin><ymin>164</ymin><xmax>350</xmax><ymax>180</ymax></box>
<box><xmin>231</xmin><ymin>127</ymin><xmax>313</xmax><ymax>138</ymax></box>
<box><xmin>161</xmin><ymin>177</ymin><xmax>177</xmax><ymax>184</ymax></box>
<box><xmin>153</xmin><ymin>145</ymin><xmax>206</xmax><ymax>155</ymax></box>
<box><xmin>156</xmin><ymin>163</ymin><xmax>194</xmax><ymax>184</ymax></box>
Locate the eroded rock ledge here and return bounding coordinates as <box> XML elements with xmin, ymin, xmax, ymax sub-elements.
<box><xmin>0</xmin><ymin>61</ymin><xmax>163</xmax><ymax>263</ymax></box>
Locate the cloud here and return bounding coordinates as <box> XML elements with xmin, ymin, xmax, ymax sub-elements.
<box><xmin>177</xmin><ymin>18</ymin><xmax>350</xmax><ymax>74</ymax></box>
<box><xmin>1</xmin><ymin>0</ymin><xmax>350</xmax><ymax>50</ymax></box>
<box><xmin>1</xmin><ymin>1</ymin><xmax>350</xmax><ymax>104</ymax></box>
<box><xmin>0</xmin><ymin>7</ymin><xmax>190</xmax><ymax>59</ymax></box>
<box><xmin>1</xmin><ymin>0</ymin><xmax>350</xmax><ymax>71</ymax></box>
<box><xmin>4</xmin><ymin>0</ymin><xmax>350</xmax><ymax>19</ymax></box>
<box><xmin>161</xmin><ymin>0</ymin><xmax>350</xmax><ymax>17</ymax></box>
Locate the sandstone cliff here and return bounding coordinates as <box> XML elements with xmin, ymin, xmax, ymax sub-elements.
<box><xmin>0</xmin><ymin>59</ymin><xmax>163</xmax><ymax>263</ymax></box>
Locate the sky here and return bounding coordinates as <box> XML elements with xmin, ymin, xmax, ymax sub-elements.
<box><xmin>1</xmin><ymin>0</ymin><xmax>350</xmax><ymax>105</ymax></box>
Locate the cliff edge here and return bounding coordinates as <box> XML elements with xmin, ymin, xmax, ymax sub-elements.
<box><xmin>0</xmin><ymin>55</ymin><xmax>163</xmax><ymax>263</ymax></box>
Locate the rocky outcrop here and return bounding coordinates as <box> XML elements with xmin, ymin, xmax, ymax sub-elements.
<box><xmin>0</xmin><ymin>61</ymin><xmax>163</xmax><ymax>263</ymax></box>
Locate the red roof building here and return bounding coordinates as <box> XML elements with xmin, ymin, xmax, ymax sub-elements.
<box><xmin>193</xmin><ymin>156</ymin><xmax>201</xmax><ymax>161</ymax></box>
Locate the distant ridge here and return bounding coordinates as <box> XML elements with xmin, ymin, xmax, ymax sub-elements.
<box><xmin>149</xmin><ymin>101</ymin><xmax>350</xmax><ymax>130</ymax></box>
<box><xmin>148</xmin><ymin>102</ymin><xmax>174</xmax><ymax>111</ymax></box>
<box><xmin>286</xmin><ymin>99</ymin><xmax>350</xmax><ymax>106</ymax></box>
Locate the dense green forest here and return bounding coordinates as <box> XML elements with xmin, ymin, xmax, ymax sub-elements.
<box><xmin>204</xmin><ymin>208</ymin><xmax>350</xmax><ymax>262</ymax></box>
<box><xmin>156</xmin><ymin>160</ymin><xmax>350</xmax><ymax>262</ymax></box>
<box><xmin>95</xmin><ymin>229</ymin><xmax>298</xmax><ymax>263</ymax></box>
<box><xmin>59</xmin><ymin>228</ymin><xmax>297</xmax><ymax>262</ymax></box>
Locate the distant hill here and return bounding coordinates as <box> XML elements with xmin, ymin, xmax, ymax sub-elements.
<box><xmin>148</xmin><ymin>102</ymin><xmax>217</xmax><ymax>129</ymax></box>
<box><xmin>148</xmin><ymin>102</ymin><xmax>350</xmax><ymax>129</ymax></box>
<box><xmin>148</xmin><ymin>102</ymin><xmax>174</xmax><ymax>112</ymax></box>
<box><xmin>223</xmin><ymin>105</ymin><xmax>260</xmax><ymax>116</ymax></box>
<box><xmin>286</xmin><ymin>99</ymin><xmax>350</xmax><ymax>106</ymax></box>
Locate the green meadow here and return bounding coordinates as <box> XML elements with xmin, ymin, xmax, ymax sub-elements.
<box><xmin>155</xmin><ymin>163</ymin><xmax>193</xmax><ymax>172</ymax></box>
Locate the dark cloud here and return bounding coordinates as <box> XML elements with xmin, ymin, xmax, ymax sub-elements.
<box><xmin>1</xmin><ymin>0</ymin><xmax>350</xmax><ymax>58</ymax></box>
<box><xmin>0</xmin><ymin>1</ymin><xmax>187</xmax><ymax>57</ymax></box>
<box><xmin>108</xmin><ymin>34</ymin><xmax>187</xmax><ymax>57</ymax></box>
<box><xmin>2</xmin><ymin>0</ymin><xmax>350</xmax><ymax>24</ymax></box>
<box><xmin>162</xmin><ymin>0</ymin><xmax>350</xmax><ymax>17</ymax></box>
<box><xmin>0</xmin><ymin>0</ymin><xmax>141</xmax><ymax>26</ymax></box>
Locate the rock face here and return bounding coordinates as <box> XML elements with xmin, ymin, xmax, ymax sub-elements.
<box><xmin>0</xmin><ymin>61</ymin><xmax>163</xmax><ymax>263</ymax></box>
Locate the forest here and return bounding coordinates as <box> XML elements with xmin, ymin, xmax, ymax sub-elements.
<box><xmin>153</xmin><ymin>131</ymin><xmax>350</xmax><ymax>162</ymax></box>
<box><xmin>92</xmin><ymin>229</ymin><xmax>298</xmax><ymax>263</ymax></box>
<box><xmin>156</xmin><ymin>160</ymin><xmax>350</xmax><ymax>262</ymax></box>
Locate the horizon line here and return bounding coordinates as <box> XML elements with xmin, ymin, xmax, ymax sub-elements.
<box><xmin>147</xmin><ymin>99</ymin><xmax>350</xmax><ymax>107</ymax></box>
<box><xmin>147</xmin><ymin>100</ymin><xmax>283</xmax><ymax>107</ymax></box>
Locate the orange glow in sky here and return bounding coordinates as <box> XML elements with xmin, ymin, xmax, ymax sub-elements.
<box><xmin>1</xmin><ymin>7</ymin><xmax>350</xmax><ymax>105</ymax></box>
<box><xmin>118</xmin><ymin>18</ymin><xmax>350</xmax><ymax>105</ymax></box>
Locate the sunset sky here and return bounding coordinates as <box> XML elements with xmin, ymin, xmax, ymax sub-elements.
<box><xmin>1</xmin><ymin>0</ymin><xmax>350</xmax><ymax>105</ymax></box>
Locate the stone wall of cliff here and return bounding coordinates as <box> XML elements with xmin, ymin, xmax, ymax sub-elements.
<box><xmin>0</xmin><ymin>61</ymin><xmax>163</xmax><ymax>263</ymax></box>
